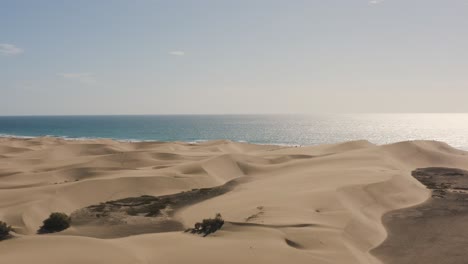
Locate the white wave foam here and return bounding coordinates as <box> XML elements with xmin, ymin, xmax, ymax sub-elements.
<box><xmin>0</xmin><ymin>133</ymin><xmax>303</xmax><ymax>147</ymax></box>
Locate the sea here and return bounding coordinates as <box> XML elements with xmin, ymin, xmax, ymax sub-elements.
<box><xmin>0</xmin><ymin>114</ymin><xmax>467</xmax><ymax>150</ymax></box>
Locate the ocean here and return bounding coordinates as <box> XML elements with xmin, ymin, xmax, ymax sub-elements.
<box><xmin>0</xmin><ymin>114</ymin><xmax>467</xmax><ymax>149</ymax></box>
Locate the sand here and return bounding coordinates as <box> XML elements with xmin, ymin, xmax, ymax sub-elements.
<box><xmin>0</xmin><ymin>137</ymin><xmax>467</xmax><ymax>264</ymax></box>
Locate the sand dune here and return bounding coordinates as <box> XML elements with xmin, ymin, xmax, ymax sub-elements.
<box><xmin>1</xmin><ymin>137</ymin><xmax>467</xmax><ymax>264</ymax></box>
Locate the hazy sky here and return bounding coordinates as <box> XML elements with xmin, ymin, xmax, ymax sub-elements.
<box><xmin>1</xmin><ymin>0</ymin><xmax>468</xmax><ymax>115</ymax></box>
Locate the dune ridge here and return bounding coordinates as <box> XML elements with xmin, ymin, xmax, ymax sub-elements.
<box><xmin>1</xmin><ymin>137</ymin><xmax>467</xmax><ymax>264</ymax></box>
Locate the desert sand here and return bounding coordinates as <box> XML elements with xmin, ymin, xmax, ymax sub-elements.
<box><xmin>1</xmin><ymin>137</ymin><xmax>468</xmax><ymax>264</ymax></box>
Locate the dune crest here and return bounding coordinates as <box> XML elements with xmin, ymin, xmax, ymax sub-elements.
<box><xmin>1</xmin><ymin>138</ymin><xmax>467</xmax><ymax>264</ymax></box>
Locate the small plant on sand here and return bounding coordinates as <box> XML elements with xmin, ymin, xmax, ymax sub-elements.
<box><xmin>39</xmin><ymin>212</ymin><xmax>71</xmax><ymax>233</ymax></box>
<box><xmin>0</xmin><ymin>221</ymin><xmax>12</xmax><ymax>240</ymax></box>
<box><xmin>185</xmin><ymin>213</ymin><xmax>224</xmax><ymax>237</ymax></box>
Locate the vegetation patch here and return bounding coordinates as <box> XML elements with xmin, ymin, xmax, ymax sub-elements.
<box><xmin>412</xmin><ymin>167</ymin><xmax>468</xmax><ymax>198</ymax></box>
<box><xmin>0</xmin><ymin>221</ymin><xmax>12</xmax><ymax>240</ymax></box>
<box><xmin>185</xmin><ymin>213</ymin><xmax>225</xmax><ymax>237</ymax></box>
<box><xmin>71</xmin><ymin>180</ymin><xmax>237</xmax><ymax>226</ymax></box>
<box><xmin>68</xmin><ymin>179</ymin><xmax>239</xmax><ymax>238</ymax></box>
<box><xmin>39</xmin><ymin>212</ymin><xmax>71</xmax><ymax>233</ymax></box>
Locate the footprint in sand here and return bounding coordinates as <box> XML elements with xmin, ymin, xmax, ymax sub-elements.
<box><xmin>245</xmin><ymin>206</ymin><xmax>265</xmax><ymax>222</ymax></box>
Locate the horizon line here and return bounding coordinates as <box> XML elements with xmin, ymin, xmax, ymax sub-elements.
<box><xmin>1</xmin><ymin>112</ymin><xmax>468</xmax><ymax>117</ymax></box>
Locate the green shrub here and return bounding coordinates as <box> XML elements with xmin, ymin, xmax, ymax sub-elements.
<box><xmin>0</xmin><ymin>221</ymin><xmax>12</xmax><ymax>240</ymax></box>
<box><xmin>185</xmin><ymin>213</ymin><xmax>224</xmax><ymax>237</ymax></box>
<box><xmin>39</xmin><ymin>212</ymin><xmax>71</xmax><ymax>233</ymax></box>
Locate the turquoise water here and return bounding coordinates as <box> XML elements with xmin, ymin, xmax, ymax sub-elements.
<box><xmin>0</xmin><ymin>114</ymin><xmax>467</xmax><ymax>149</ymax></box>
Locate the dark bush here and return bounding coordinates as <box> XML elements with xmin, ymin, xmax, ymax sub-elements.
<box><xmin>39</xmin><ymin>212</ymin><xmax>71</xmax><ymax>233</ymax></box>
<box><xmin>185</xmin><ymin>213</ymin><xmax>224</xmax><ymax>237</ymax></box>
<box><xmin>0</xmin><ymin>221</ymin><xmax>12</xmax><ymax>240</ymax></box>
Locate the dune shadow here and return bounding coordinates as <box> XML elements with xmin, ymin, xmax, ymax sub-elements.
<box><xmin>372</xmin><ymin>167</ymin><xmax>468</xmax><ymax>264</ymax></box>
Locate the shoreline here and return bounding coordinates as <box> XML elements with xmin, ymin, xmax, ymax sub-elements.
<box><xmin>1</xmin><ymin>133</ymin><xmax>458</xmax><ymax>150</ymax></box>
<box><xmin>0</xmin><ymin>134</ymin><xmax>303</xmax><ymax>147</ymax></box>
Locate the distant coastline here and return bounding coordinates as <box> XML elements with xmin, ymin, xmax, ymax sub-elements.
<box><xmin>0</xmin><ymin>134</ymin><xmax>302</xmax><ymax>147</ymax></box>
<box><xmin>1</xmin><ymin>114</ymin><xmax>468</xmax><ymax>150</ymax></box>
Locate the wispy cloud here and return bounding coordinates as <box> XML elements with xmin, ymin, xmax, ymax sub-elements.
<box><xmin>0</xmin><ymin>43</ymin><xmax>24</xmax><ymax>56</ymax></box>
<box><xmin>58</xmin><ymin>73</ymin><xmax>97</xmax><ymax>85</ymax></box>
<box><xmin>169</xmin><ymin>51</ymin><xmax>185</xmax><ymax>56</ymax></box>
<box><xmin>369</xmin><ymin>0</ymin><xmax>384</xmax><ymax>4</ymax></box>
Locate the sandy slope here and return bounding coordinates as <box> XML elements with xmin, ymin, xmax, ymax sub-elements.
<box><xmin>0</xmin><ymin>137</ymin><xmax>467</xmax><ymax>264</ymax></box>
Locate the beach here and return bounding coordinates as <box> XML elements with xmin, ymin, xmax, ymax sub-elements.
<box><xmin>1</xmin><ymin>137</ymin><xmax>467</xmax><ymax>264</ymax></box>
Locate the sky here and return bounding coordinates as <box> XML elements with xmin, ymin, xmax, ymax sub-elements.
<box><xmin>1</xmin><ymin>0</ymin><xmax>468</xmax><ymax>115</ymax></box>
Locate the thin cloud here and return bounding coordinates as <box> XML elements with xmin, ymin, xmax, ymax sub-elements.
<box><xmin>169</xmin><ymin>51</ymin><xmax>185</xmax><ymax>56</ymax></box>
<box><xmin>58</xmin><ymin>73</ymin><xmax>97</xmax><ymax>85</ymax></box>
<box><xmin>369</xmin><ymin>0</ymin><xmax>384</xmax><ymax>4</ymax></box>
<box><xmin>0</xmin><ymin>43</ymin><xmax>23</xmax><ymax>56</ymax></box>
